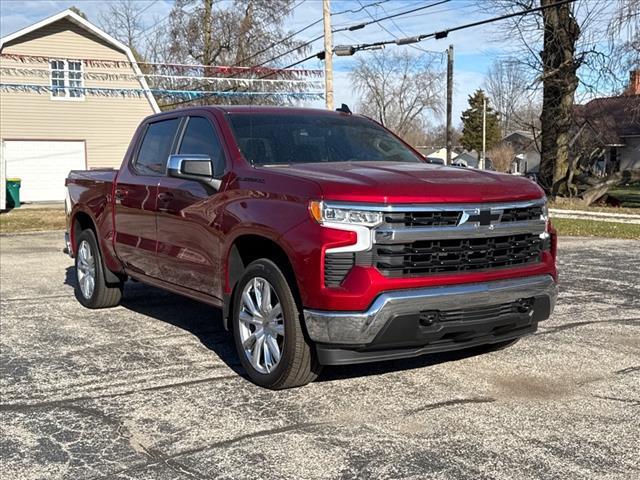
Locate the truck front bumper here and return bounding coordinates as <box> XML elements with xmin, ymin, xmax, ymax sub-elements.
<box><xmin>303</xmin><ymin>275</ymin><xmax>558</xmax><ymax>365</ymax></box>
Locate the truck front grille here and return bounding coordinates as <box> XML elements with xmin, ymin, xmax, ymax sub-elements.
<box><xmin>384</xmin><ymin>211</ymin><xmax>461</xmax><ymax>227</ymax></box>
<box><xmin>374</xmin><ymin>233</ymin><xmax>543</xmax><ymax>277</ymax></box>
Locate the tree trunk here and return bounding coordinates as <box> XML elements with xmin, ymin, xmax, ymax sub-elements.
<box><xmin>539</xmin><ymin>0</ymin><xmax>580</xmax><ymax>197</ymax></box>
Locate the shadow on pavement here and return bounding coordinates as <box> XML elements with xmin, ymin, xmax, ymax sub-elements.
<box><xmin>65</xmin><ymin>266</ymin><xmax>491</xmax><ymax>385</ymax></box>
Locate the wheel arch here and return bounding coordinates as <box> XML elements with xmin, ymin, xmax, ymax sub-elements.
<box><xmin>223</xmin><ymin>234</ymin><xmax>301</xmax><ymax>331</ymax></box>
<box><xmin>71</xmin><ymin>209</ymin><xmax>123</xmax><ymax>285</ymax></box>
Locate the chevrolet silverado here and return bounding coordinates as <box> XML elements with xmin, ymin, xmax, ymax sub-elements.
<box><xmin>65</xmin><ymin>106</ymin><xmax>558</xmax><ymax>389</ymax></box>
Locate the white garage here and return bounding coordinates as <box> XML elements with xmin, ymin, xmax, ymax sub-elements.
<box><xmin>3</xmin><ymin>140</ymin><xmax>86</xmax><ymax>202</ymax></box>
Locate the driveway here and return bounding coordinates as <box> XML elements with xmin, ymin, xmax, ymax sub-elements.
<box><xmin>1</xmin><ymin>232</ymin><xmax>638</xmax><ymax>479</ymax></box>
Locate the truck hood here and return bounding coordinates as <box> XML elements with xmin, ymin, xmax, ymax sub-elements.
<box><xmin>267</xmin><ymin>161</ymin><xmax>544</xmax><ymax>204</ymax></box>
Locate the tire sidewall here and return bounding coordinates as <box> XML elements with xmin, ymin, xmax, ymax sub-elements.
<box><xmin>232</xmin><ymin>259</ymin><xmax>301</xmax><ymax>387</ymax></box>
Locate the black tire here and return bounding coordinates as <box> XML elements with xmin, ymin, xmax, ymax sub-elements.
<box><xmin>232</xmin><ymin>259</ymin><xmax>322</xmax><ymax>389</ymax></box>
<box><xmin>74</xmin><ymin>229</ymin><xmax>123</xmax><ymax>309</ymax></box>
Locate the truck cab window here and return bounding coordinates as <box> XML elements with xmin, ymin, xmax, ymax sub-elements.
<box><xmin>135</xmin><ymin>118</ymin><xmax>179</xmax><ymax>175</ymax></box>
<box><xmin>178</xmin><ymin>117</ymin><xmax>225</xmax><ymax>177</ymax></box>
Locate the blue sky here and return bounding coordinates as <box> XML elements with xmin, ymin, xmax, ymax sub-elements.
<box><xmin>0</xmin><ymin>0</ymin><xmax>607</xmax><ymax>125</ymax></box>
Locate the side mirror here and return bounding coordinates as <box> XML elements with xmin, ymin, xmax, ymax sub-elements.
<box><xmin>167</xmin><ymin>154</ymin><xmax>220</xmax><ymax>189</ymax></box>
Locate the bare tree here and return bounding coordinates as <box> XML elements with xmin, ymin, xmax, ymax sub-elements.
<box><xmin>488</xmin><ymin>144</ymin><xmax>516</xmax><ymax>172</ymax></box>
<box><xmin>481</xmin><ymin>0</ymin><xmax>638</xmax><ymax>198</ymax></box>
<box><xmin>98</xmin><ymin>0</ymin><xmax>148</xmax><ymax>54</ymax></box>
<box><xmin>168</xmin><ymin>0</ymin><xmax>306</xmax><ymax>68</ymax></box>
<box><xmin>484</xmin><ymin>59</ymin><xmax>539</xmax><ymax>135</ymax></box>
<box><xmin>351</xmin><ymin>50</ymin><xmax>444</xmax><ymax>144</ymax></box>
<box><xmin>160</xmin><ymin>0</ymin><xmax>309</xmax><ymax>105</ymax></box>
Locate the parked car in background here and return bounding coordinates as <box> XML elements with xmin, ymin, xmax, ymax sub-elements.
<box><xmin>65</xmin><ymin>106</ymin><xmax>558</xmax><ymax>389</ymax></box>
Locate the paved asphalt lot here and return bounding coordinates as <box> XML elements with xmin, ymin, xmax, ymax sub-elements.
<box><xmin>1</xmin><ymin>232</ymin><xmax>638</xmax><ymax>479</ymax></box>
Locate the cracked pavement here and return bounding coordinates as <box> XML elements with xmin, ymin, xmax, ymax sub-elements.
<box><xmin>1</xmin><ymin>232</ymin><xmax>638</xmax><ymax>479</ymax></box>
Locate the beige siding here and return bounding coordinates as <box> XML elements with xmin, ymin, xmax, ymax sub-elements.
<box><xmin>0</xmin><ymin>18</ymin><xmax>155</xmax><ymax>169</ymax></box>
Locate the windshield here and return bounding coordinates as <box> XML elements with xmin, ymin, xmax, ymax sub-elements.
<box><xmin>228</xmin><ymin>113</ymin><xmax>424</xmax><ymax>166</ymax></box>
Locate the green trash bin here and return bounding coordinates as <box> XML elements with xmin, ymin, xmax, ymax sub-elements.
<box><xmin>6</xmin><ymin>178</ymin><xmax>21</xmax><ymax>208</ymax></box>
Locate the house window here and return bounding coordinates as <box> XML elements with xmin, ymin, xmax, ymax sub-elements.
<box><xmin>50</xmin><ymin>60</ymin><xmax>84</xmax><ymax>99</ymax></box>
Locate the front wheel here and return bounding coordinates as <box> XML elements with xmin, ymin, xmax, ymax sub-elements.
<box><xmin>74</xmin><ymin>229</ymin><xmax>123</xmax><ymax>309</ymax></box>
<box><xmin>232</xmin><ymin>259</ymin><xmax>321</xmax><ymax>389</ymax></box>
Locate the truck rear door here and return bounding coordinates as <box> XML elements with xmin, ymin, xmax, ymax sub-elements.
<box><xmin>114</xmin><ymin>117</ymin><xmax>181</xmax><ymax>279</ymax></box>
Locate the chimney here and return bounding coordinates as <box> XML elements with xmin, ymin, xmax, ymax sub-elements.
<box><xmin>627</xmin><ymin>70</ymin><xmax>640</xmax><ymax>95</ymax></box>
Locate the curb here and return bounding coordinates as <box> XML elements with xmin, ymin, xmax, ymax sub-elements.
<box><xmin>550</xmin><ymin>209</ymin><xmax>640</xmax><ymax>225</ymax></box>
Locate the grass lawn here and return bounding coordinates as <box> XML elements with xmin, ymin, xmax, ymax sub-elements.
<box><xmin>607</xmin><ymin>183</ymin><xmax>640</xmax><ymax>208</ymax></box>
<box><xmin>0</xmin><ymin>208</ymin><xmax>66</xmax><ymax>234</ymax></box>
<box><xmin>550</xmin><ymin>183</ymin><xmax>640</xmax><ymax>213</ymax></box>
<box><xmin>552</xmin><ymin>217</ymin><xmax>640</xmax><ymax>240</ymax></box>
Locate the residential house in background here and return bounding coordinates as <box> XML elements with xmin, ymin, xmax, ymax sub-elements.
<box><xmin>0</xmin><ymin>9</ymin><xmax>159</xmax><ymax>204</ymax></box>
<box><xmin>572</xmin><ymin>71</ymin><xmax>640</xmax><ymax>176</ymax></box>
<box><xmin>451</xmin><ymin>149</ymin><xmax>479</xmax><ymax>168</ymax></box>
<box><xmin>500</xmin><ymin>131</ymin><xmax>541</xmax><ymax>174</ymax></box>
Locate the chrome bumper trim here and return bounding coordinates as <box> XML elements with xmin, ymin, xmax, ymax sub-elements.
<box><xmin>375</xmin><ymin>220</ymin><xmax>546</xmax><ymax>243</ymax></box>
<box><xmin>324</xmin><ymin>198</ymin><xmax>545</xmax><ymax>212</ymax></box>
<box><xmin>304</xmin><ymin>275</ymin><xmax>557</xmax><ymax>345</ymax></box>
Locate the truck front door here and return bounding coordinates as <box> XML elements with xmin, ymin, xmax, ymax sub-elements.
<box><xmin>156</xmin><ymin>115</ymin><xmax>227</xmax><ymax>298</ymax></box>
<box><xmin>114</xmin><ymin>117</ymin><xmax>180</xmax><ymax>278</ymax></box>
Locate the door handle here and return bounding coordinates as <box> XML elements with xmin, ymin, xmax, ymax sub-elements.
<box><xmin>114</xmin><ymin>188</ymin><xmax>128</xmax><ymax>201</ymax></box>
<box><xmin>157</xmin><ymin>192</ymin><xmax>174</xmax><ymax>202</ymax></box>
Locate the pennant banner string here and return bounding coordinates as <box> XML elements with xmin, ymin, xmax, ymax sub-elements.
<box><xmin>0</xmin><ymin>53</ymin><xmax>323</xmax><ymax>77</ymax></box>
<box><xmin>0</xmin><ymin>67</ymin><xmax>324</xmax><ymax>87</ymax></box>
<box><xmin>0</xmin><ymin>83</ymin><xmax>325</xmax><ymax>100</ymax></box>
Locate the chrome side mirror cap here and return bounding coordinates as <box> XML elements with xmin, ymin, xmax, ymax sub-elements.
<box><xmin>167</xmin><ymin>154</ymin><xmax>220</xmax><ymax>189</ymax></box>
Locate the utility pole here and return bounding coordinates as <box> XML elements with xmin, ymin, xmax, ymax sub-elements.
<box><xmin>202</xmin><ymin>0</ymin><xmax>214</xmax><ymax>97</ymax></box>
<box><xmin>445</xmin><ymin>45</ymin><xmax>453</xmax><ymax>165</ymax></box>
<box><xmin>322</xmin><ymin>0</ymin><xmax>334</xmax><ymax>110</ymax></box>
<box><xmin>481</xmin><ymin>95</ymin><xmax>487</xmax><ymax>170</ymax></box>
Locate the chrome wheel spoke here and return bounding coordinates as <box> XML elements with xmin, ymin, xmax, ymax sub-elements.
<box><xmin>268</xmin><ymin>304</ymin><xmax>282</xmax><ymax>322</ymax></box>
<box><xmin>263</xmin><ymin>338</ymin><xmax>273</xmax><ymax>372</ymax></box>
<box><xmin>273</xmin><ymin>323</ymin><xmax>285</xmax><ymax>337</ymax></box>
<box><xmin>265</xmin><ymin>335</ymin><xmax>281</xmax><ymax>364</ymax></box>
<box><xmin>242</xmin><ymin>331</ymin><xmax>258</xmax><ymax>350</ymax></box>
<box><xmin>239</xmin><ymin>310</ymin><xmax>262</xmax><ymax>327</ymax></box>
<box><xmin>250</xmin><ymin>334</ymin><xmax>265</xmax><ymax>370</ymax></box>
<box><xmin>242</xmin><ymin>290</ymin><xmax>261</xmax><ymax>317</ymax></box>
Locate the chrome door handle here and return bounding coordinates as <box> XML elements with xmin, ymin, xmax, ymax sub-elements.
<box><xmin>114</xmin><ymin>188</ymin><xmax>128</xmax><ymax>202</ymax></box>
<box><xmin>157</xmin><ymin>192</ymin><xmax>174</xmax><ymax>202</ymax></box>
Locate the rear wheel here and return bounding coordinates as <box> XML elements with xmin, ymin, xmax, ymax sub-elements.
<box><xmin>232</xmin><ymin>259</ymin><xmax>321</xmax><ymax>389</ymax></box>
<box><xmin>74</xmin><ymin>229</ymin><xmax>123</xmax><ymax>309</ymax></box>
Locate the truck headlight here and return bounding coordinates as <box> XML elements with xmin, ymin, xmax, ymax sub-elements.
<box><xmin>309</xmin><ymin>201</ymin><xmax>383</xmax><ymax>227</ymax></box>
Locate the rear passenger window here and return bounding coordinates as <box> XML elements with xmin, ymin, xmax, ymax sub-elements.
<box><xmin>179</xmin><ymin>117</ymin><xmax>225</xmax><ymax>177</ymax></box>
<box><xmin>135</xmin><ymin>118</ymin><xmax>179</xmax><ymax>175</ymax></box>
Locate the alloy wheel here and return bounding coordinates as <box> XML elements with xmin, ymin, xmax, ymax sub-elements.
<box><xmin>238</xmin><ymin>277</ymin><xmax>285</xmax><ymax>374</ymax></box>
<box><xmin>76</xmin><ymin>240</ymin><xmax>96</xmax><ymax>299</ymax></box>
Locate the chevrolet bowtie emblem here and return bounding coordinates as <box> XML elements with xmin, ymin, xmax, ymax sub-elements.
<box><xmin>459</xmin><ymin>210</ymin><xmax>501</xmax><ymax>226</ymax></box>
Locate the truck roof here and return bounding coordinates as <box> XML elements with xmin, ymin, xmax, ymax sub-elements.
<box><xmin>156</xmin><ymin>105</ymin><xmax>354</xmax><ymax>118</ymax></box>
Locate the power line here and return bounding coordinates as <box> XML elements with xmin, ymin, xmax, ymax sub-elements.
<box><xmin>231</xmin><ymin>0</ymin><xmax>390</xmax><ymax>67</ymax></box>
<box><xmin>355</xmin><ymin>0</ymin><xmax>445</xmax><ymax>56</ymax></box>
<box><xmin>137</xmin><ymin>0</ymin><xmax>160</xmax><ymax>17</ymax></box>
<box><xmin>344</xmin><ymin>0</ymin><xmax>450</xmax><ymax>32</ymax></box>
<box><xmin>253</xmin><ymin>0</ymin><xmax>448</xmax><ymax>68</ymax></box>
<box><xmin>338</xmin><ymin>0</ymin><xmax>577</xmax><ymax>54</ymax></box>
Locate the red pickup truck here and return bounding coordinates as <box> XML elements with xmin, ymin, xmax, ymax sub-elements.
<box><xmin>65</xmin><ymin>106</ymin><xmax>558</xmax><ymax>389</ymax></box>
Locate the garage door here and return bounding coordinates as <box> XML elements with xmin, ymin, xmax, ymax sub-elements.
<box><xmin>4</xmin><ymin>141</ymin><xmax>86</xmax><ymax>202</ymax></box>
